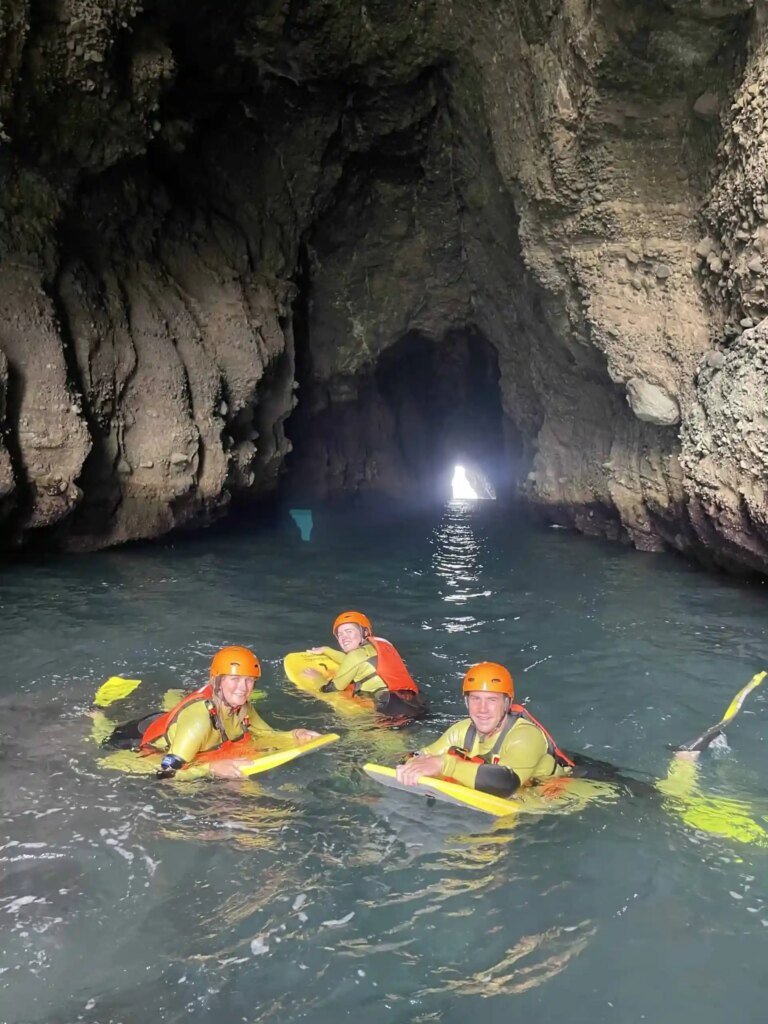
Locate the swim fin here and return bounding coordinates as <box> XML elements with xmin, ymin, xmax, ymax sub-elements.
<box><xmin>671</xmin><ymin>670</ymin><xmax>767</xmax><ymax>752</ymax></box>
<box><xmin>93</xmin><ymin>676</ymin><xmax>142</xmax><ymax>708</ymax></box>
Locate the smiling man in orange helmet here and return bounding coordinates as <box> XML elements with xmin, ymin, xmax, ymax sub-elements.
<box><xmin>305</xmin><ymin>611</ymin><xmax>429</xmax><ymax>721</ymax></box>
<box><xmin>109</xmin><ymin>645</ymin><xmax>321</xmax><ymax>779</ymax></box>
<box><xmin>395</xmin><ymin>661</ymin><xmax>572</xmax><ymax>796</ymax></box>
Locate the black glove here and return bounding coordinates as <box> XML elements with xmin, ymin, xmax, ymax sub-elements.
<box><xmin>156</xmin><ymin>753</ymin><xmax>185</xmax><ymax>779</ymax></box>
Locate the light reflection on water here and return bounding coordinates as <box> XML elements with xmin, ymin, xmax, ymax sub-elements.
<box><xmin>1</xmin><ymin>502</ymin><xmax>768</xmax><ymax>1023</ymax></box>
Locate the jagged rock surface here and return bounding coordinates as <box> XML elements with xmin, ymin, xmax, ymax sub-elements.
<box><xmin>0</xmin><ymin>0</ymin><xmax>765</xmax><ymax>573</ymax></box>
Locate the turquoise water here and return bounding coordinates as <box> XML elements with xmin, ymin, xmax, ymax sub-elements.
<box><xmin>1</xmin><ymin>501</ymin><xmax>768</xmax><ymax>1023</ymax></box>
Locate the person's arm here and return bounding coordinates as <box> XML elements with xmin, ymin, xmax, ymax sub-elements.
<box><xmin>440</xmin><ymin>722</ymin><xmax>549</xmax><ymax>797</ymax></box>
<box><xmin>395</xmin><ymin>723</ymin><xmax>466</xmax><ymax>785</ymax></box>
<box><xmin>420</xmin><ymin>724</ymin><xmax>464</xmax><ymax>758</ymax></box>
<box><xmin>322</xmin><ymin>647</ymin><xmax>375</xmax><ymax>692</ymax></box>
<box><xmin>247</xmin><ymin>709</ymin><xmax>298</xmax><ymax>744</ymax></box>
<box><xmin>439</xmin><ymin>755</ymin><xmax>519</xmax><ymax>797</ymax></box>
<box><xmin>156</xmin><ymin>703</ymin><xmax>213</xmax><ymax>778</ymax></box>
<box><xmin>299</xmin><ymin>647</ymin><xmax>344</xmax><ymax>686</ymax></box>
<box><xmin>318</xmin><ymin>647</ymin><xmax>344</xmax><ymax>663</ymax></box>
<box><xmin>247</xmin><ymin>709</ymin><xmax>320</xmax><ymax>746</ymax></box>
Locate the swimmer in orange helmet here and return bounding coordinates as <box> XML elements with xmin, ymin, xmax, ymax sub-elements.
<box><xmin>107</xmin><ymin>645</ymin><xmax>322</xmax><ymax>779</ymax></box>
<box><xmin>305</xmin><ymin>611</ymin><xmax>429</xmax><ymax>721</ymax></box>
<box><xmin>396</xmin><ymin>661</ymin><xmax>571</xmax><ymax>795</ymax></box>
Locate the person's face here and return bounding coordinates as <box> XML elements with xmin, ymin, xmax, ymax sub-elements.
<box><xmin>466</xmin><ymin>691</ymin><xmax>508</xmax><ymax>736</ymax></box>
<box><xmin>218</xmin><ymin>674</ymin><xmax>255</xmax><ymax>707</ymax></box>
<box><xmin>336</xmin><ymin>623</ymin><xmax>365</xmax><ymax>652</ymax></box>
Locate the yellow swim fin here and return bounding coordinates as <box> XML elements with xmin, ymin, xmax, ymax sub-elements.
<box><xmin>89</xmin><ymin>710</ymin><xmax>117</xmax><ymax>745</ymax></box>
<box><xmin>93</xmin><ymin>676</ymin><xmax>142</xmax><ymax>707</ymax></box>
<box><xmin>673</xmin><ymin>670</ymin><xmax>767</xmax><ymax>752</ymax></box>
<box><xmin>162</xmin><ymin>688</ymin><xmax>185</xmax><ymax>711</ymax></box>
<box><xmin>721</xmin><ymin>670</ymin><xmax>767</xmax><ymax>724</ymax></box>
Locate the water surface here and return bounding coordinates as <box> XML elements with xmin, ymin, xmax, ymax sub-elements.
<box><xmin>1</xmin><ymin>502</ymin><xmax>767</xmax><ymax>1023</ymax></box>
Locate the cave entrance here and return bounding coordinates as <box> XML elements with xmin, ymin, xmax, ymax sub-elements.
<box><xmin>372</xmin><ymin>328</ymin><xmax>508</xmax><ymax>503</ymax></box>
<box><xmin>451</xmin><ymin>463</ymin><xmax>495</xmax><ymax>500</ymax></box>
<box><xmin>283</xmin><ymin>327</ymin><xmax>517</xmax><ymax>506</ymax></box>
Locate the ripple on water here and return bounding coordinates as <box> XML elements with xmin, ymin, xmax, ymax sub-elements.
<box><xmin>1</xmin><ymin>505</ymin><xmax>768</xmax><ymax>1023</ymax></box>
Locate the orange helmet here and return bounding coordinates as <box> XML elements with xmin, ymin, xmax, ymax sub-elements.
<box><xmin>210</xmin><ymin>645</ymin><xmax>261</xmax><ymax>679</ymax></box>
<box><xmin>332</xmin><ymin>611</ymin><xmax>372</xmax><ymax>637</ymax></box>
<box><xmin>462</xmin><ymin>662</ymin><xmax>514</xmax><ymax>699</ymax></box>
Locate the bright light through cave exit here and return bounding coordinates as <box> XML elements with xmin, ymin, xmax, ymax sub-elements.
<box><xmin>452</xmin><ymin>464</ymin><xmax>478</xmax><ymax>499</ymax></box>
<box><xmin>450</xmin><ymin>464</ymin><xmax>497</xmax><ymax>500</ymax></box>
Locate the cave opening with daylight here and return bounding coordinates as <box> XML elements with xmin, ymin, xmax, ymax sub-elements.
<box><xmin>451</xmin><ymin>463</ymin><xmax>496</xmax><ymax>500</ymax></box>
<box><xmin>282</xmin><ymin>327</ymin><xmax>519</xmax><ymax>507</ymax></box>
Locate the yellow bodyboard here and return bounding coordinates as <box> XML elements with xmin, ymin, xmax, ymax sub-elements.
<box><xmin>283</xmin><ymin>652</ymin><xmax>373</xmax><ymax>718</ymax></box>
<box><xmin>363</xmin><ymin>763</ymin><xmax>518</xmax><ymax>818</ymax></box>
<box><xmin>238</xmin><ymin>733</ymin><xmax>340</xmax><ymax>776</ymax></box>
<box><xmin>99</xmin><ymin>733</ymin><xmax>339</xmax><ymax>778</ymax></box>
<box><xmin>363</xmin><ymin>764</ymin><xmax>620</xmax><ymax>819</ymax></box>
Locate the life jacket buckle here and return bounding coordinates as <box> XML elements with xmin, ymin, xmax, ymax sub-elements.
<box><xmin>448</xmin><ymin>745</ymin><xmax>487</xmax><ymax>765</ymax></box>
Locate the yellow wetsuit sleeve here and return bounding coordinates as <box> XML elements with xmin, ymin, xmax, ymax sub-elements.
<box><xmin>318</xmin><ymin>647</ymin><xmax>344</xmax><ymax>664</ymax></box>
<box><xmin>427</xmin><ymin>718</ymin><xmax>552</xmax><ymax>791</ymax></box>
<box><xmin>441</xmin><ymin>757</ymin><xmax>483</xmax><ymax>790</ymax></box>
<box><xmin>166</xmin><ymin>702</ymin><xmax>217</xmax><ymax>764</ymax></box>
<box><xmin>421</xmin><ymin>721</ymin><xmax>470</xmax><ymax>757</ymax></box>
<box><xmin>247</xmin><ymin>709</ymin><xmax>296</xmax><ymax>746</ymax></box>
<box><xmin>327</xmin><ymin>643</ymin><xmax>380</xmax><ymax>692</ymax></box>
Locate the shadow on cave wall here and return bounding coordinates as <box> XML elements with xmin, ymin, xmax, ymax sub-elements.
<box><xmin>281</xmin><ymin>327</ymin><xmax>520</xmax><ymax>508</ymax></box>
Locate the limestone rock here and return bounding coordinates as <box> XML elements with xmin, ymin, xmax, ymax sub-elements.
<box><xmin>696</xmin><ymin>238</ymin><xmax>717</xmax><ymax>258</ymax></box>
<box><xmin>625</xmin><ymin>378</ymin><xmax>681</xmax><ymax>427</ymax></box>
<box><xmin>0</xmin><ymin>0</ymin><xmax>764</xmax><ymax>577</ymax></box>
<box><xmin>681</xmin><ymin>320</ymin><xmax>768</xmax><ymax>573</ymax></box>
<box><xmin>693</xmin><ymin>92</ymin><xmax>719</xmax><ymax>121</ymax></box>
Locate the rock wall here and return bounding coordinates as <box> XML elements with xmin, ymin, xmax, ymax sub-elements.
<box><xmin>0</xmin><ymin>0</ymin><xmax>766</xmax><ymax>573</ymax></box>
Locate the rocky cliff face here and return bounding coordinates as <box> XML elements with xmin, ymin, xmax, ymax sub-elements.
<box><xmin>0</xmin><ymin>1</ymin><xmax>766</xmax><ymax>573</ymax></box>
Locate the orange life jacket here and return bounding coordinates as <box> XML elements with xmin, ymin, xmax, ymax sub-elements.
<box><xmin>369</xmin><ymin>637</ymin><xmax>420</xmax><ymax>694</ymax></box>
<box><xmin>459</xmin><ymin>705</ymin><xmax>574</xmax><ymax>769</ymax></box>
<box><xmin>139</xmin><ymin>684</ymin><xmax>259</xmax><ymax>765</ymax></box>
